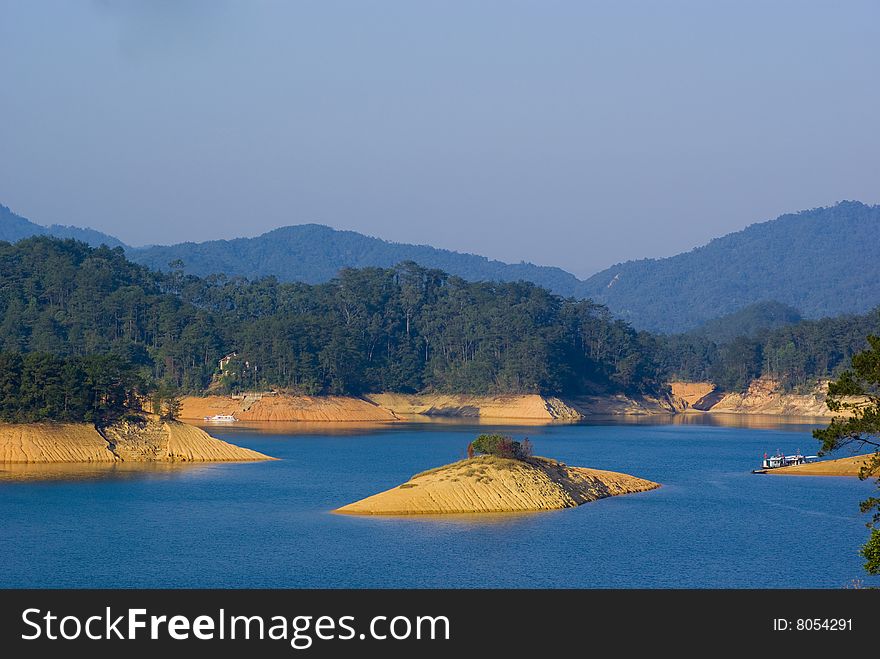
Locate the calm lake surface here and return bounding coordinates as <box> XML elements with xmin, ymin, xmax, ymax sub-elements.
<box><xmin>1</xmin><ymin>416</ymin><xmax>877</xmax><ymax>588</ymax></box>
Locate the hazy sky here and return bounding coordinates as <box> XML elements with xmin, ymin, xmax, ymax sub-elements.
<box><xmin>1</xmin><ymin>1</ymin><xmax>878</xmax><ymax>277</ymax></box>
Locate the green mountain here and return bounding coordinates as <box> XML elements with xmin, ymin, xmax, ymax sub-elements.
<box><xmin>0</xmin><ymin>204</ymin><xmax>585</xmax><ymax>296</ymax></box>
<box><xmin>0</xmin><ymin>204</ymin><xmax>125</xmax><ymax>249</ymax></box>
<box><xmin>5</xmin><ymin>200</ymin><xmax>880</xmax><ymax>335</ymax></box>
<box><xmin>579</xmin><ymin>201</ymin><xmax>880</xmax><ymax>333</ymax></box>
<box><xmin>128</xmin><ymin>224</ymin><xmax>585</xmax><ymax>295</ymax></box>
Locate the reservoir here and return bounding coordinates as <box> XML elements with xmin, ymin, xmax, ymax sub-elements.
<box><xmin>1</xmin><ymin>417</ymin><xmax>876</xmax><ymax>588</ymax></box>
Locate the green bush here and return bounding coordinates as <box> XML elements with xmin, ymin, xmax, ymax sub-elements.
<box><xmin>468</xmin><ymin>434</ymin><xmax>533</xmax><ymax>460</ymax></box>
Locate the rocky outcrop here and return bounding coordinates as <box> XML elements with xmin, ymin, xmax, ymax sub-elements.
<box><xmin>668</xmin><ymin>378</ymin><xmax>864</xmax><ymax>417</ymax></box>
<box><xmin>565</xmin><ymin>394</ymin><xmax>676</xmax><ymax>416</ymax></box>
<box><xmin>707</xmin><ymin>378</ymin><xmax>836</xmax><ymax>416</ymax></box>
<box><xmin>668</xmin><ymin>381</ymin><xmax>717</xmax><ymax>412</ymax></box>
<box><xmin>335</xmin><ymin>455</ymin><xmax>659</xmax><ymax>515</ymax></box>
<box><xmin>0</xmin><ymin>416</ymin><xmax>272</xmax><ymax>464</ymax></box>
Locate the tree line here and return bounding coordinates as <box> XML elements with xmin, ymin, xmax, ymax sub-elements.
<box><xmin>0</xmin><ymin>352</ymin><xmax>144</xmax><ymax>423</ymax></box>
<box><xmin>657</xmin><ymin>311</ymin><xmax>880</xmax><ymax>391</ymax></box>
<box><xmin>0</xmin><ymin>238</ymin><xmax>661</xmax><ymax>416</ymax></box>
<box><xmin>0</xmin><ymin>236</ymin><xmax>878</xmax><ymax>425</ymax></box>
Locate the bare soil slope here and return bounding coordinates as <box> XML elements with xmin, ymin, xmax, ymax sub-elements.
<box><xmin>335</xmin><ymin>455</ymin><xmax>659</xmax><ymax>515</ymax></box>
<box><xmin>0</xmin><ymin>423</ymin><xmax>116</xmax><ymax>463</ymax></box>
<box><xmin>0</xmin><ymin>416</ymin><xmax>272</xmax><ymax>463</ymax></box>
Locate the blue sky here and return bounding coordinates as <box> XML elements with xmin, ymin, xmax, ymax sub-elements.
<box><xmin>1</xmin><ymin>1</ymin><xmax>878</xmax><ymax>276</ymax></box>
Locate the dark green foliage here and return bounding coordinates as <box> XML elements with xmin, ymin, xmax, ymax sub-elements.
<box><xmin>581</xmin><ymin>201</ymin><xmax>880</xmax><ymax>332</ymax></box>
<box><xmin>6</xmin><ymin>201</ymin><xmax>880</xmax><ymax>335</ymax></box>
<box><xmin>0</xmin><ymin>236</ymin><xmax>223</xmax><ymax>389</ymax></box>
<box><xmin>812</xmin><ymin>336</ymin><xmax>880</xmax><ymax>575</ymax></box>
<box><xmin>6</xmin><ymin>232</ymin><xmax>880</xmax><ymax>404</ymax></box>
<box><xmin>469</xmin><ymin>434</ymin><xmax>533</xmax><ymax>460</ymax></box>
<box><xmin>0</xmin><ymin>352</ymin><xmax>144</xmax><ymax>423</ymax></box>
<box><xmin>151</xmin><ymin>381</ymin><xmax>183</xmax><ymax>420</ymax></box>
<box><xmin>130</xmin><ymin>224</ymin><xmax>587</xmax><ymax>297</ymax></box>
<box><xmin>201</xmin><ymin>266</ymin><xmax>661</xmax><ymax>396</ymax></box>
<box><xmin>5</xmin><ymin>234</ymin><xmax>877</xmax><ymax>406</ymax></box>
<box><xmin>689</xmin><ymin>301</ymin><xmax>802</xmax><ymax>344</ymax></box>
<box><xmin>0</xmin><ymin>238</ymin><xmax>661</xmax><ymax>397</ymax></box>
<box><xmin>659</xmin><ymin>309</ymin><xmax>880</xmax><ymax>391</ymax></box>
<box><xmin>862</xmin><ymin>529</ymin><xmax>880</xmax><ymax>576</ymax></box>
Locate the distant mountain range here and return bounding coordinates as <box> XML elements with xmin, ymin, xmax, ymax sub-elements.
<box><xmin>130</xmin><ymin>223</ymin><xmax>586</xmax><ymax>295</ymax></box>
<box><xmin>2</xmin><ymin>200</ymin><xmax>879</xmax><ymax>333</ymax></box>
<box><xmin>0</xmin><ymin>204</ymin><xmax>583</xmax><ymax>297</ymax></box>
<box><xmin>578</xmin><ymin>201</ymin><xmax>880</xmax><ymax>332</ymax></box>
<box><xmin>0</xmin><ymin>204</ymin><xmax>125</xmax><ymax>249</ymax></box>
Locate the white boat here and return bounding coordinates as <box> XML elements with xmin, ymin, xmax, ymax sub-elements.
<box><xmin>203</xmin><ymin>414</ymin><xmax>237</xmax><ymax>422</ymax></box>
<box><xmin>755</xmin><ymin>449</ymin><xmax>819</xmax><ymax>472</ymax></box>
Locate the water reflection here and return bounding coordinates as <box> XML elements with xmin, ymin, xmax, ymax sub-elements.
<box><xmin>390</xmin><ymin>414</ymin><xmax>582</xmax><ymax>427</ymax></box>
<box><xmin>334</xmin><ymin>509</ymin><xmax>549</xmax><ymax>527</ymax></box>
<box><xmin>0</xmin><ymin>461</ymin><xmax>215</xmax><ymax>483</ymax></box>
<box><xmin>196</xmin><ymin>420</ymin><xmax>402</xmax><ymax>437</ymax></box>
<box><xmin>196</xmin><ymin>416</ymin><xmax>580</xmax><ymax>434</ymax></box>
<box><xmin>1</xmin><ymin>413</ymin><xmax>831</xmax><ymax>484</ymax></box>
<box><xmin>589</xmin><ymin>412</ymin><xmax>828</xmax><ymax>431</ymax></box>
<box><xmin>199</xmin><ymin>412</ymin><xmax>829</xmax><ymax>437</ymax></box>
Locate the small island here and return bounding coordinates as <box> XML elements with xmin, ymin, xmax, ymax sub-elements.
<box><xmin>335</xmin><ymin>434</ymin><xmax>659</xmax><ymax>515</ymax></box>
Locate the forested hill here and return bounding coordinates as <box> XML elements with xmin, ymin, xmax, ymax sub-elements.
<box><xmin>659</xmin><ymin>308</ymin><xmax>880</xmax><ymax>391</ymax></box>
<box><xmin>688</xmin><ymin>301</ymin><xmax>803</xmax><ymax>344</ymax></box>
<box><xmin>0</xmin><ymin>236</ymin><xmax>660</xmax><ymax>398</ymax></box>
<box><xmin>128</xmin><ymin>224</ymin><xmax>585</xmax><ymax>295</ymax></box>
<box><xmin>0</xmin><ymin>236</ymin><xmax>878</xmax><ymax>415</ymax></box>
<box><xmin>580</xmin><ymin>201</ymin><xmax>880</xmax><ymax>333</ymax></box>
<box><xmin>0</xmin><ymin>204</ymin><xmax>584</xmax><ymax>297</ymax></box>
<box><xmin>6</xmin><ymin>200</ymin><xmax>880</xmax><ymax>336</ymax></box>
<box><xmin>0</xmin><ymin>204</ymin><xmax>125</xmax><ymax>249</ymax></box>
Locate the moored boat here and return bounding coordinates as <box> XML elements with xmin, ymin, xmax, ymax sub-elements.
<box><xmin>203</xmin><ymin>414</ymin><xmax>237</xmax><ymax>422</ymax></box>
<box><xmin>752</xmin><ymin>449</ymin><xmax>818</xmax><ymax>473</ymax></box>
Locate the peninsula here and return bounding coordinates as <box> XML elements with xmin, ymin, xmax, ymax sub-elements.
<box><xmin>0</xmin><ymin>415</ymin><xmax>273</xmax><ymax>464</ymax></box>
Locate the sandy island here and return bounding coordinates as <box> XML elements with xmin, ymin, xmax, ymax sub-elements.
<box><xmin>335</xmin><ymin>455</ymin><xmax>659</xmax><ymax>515</ymax></box>
<box><xmin>764</xmin><ymin>454</ymin><xmax>878</xmax><ymax>477</ymax></box>
<box><xmin>0</xmin><ymin>415</ymin><xmax>273</xmax><ymax>464</ymax></box>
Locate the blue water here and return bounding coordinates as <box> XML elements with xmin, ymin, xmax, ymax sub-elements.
<box><xmin>1</xmin><ymin>419</ymin><xmax>877</xmax><ymax>588</ymax></box>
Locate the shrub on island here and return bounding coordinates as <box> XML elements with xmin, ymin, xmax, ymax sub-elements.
<box><xmin>468</xmin><ymin>434</ymin><xmax>533</xmax><ymax>460</ymax></box>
